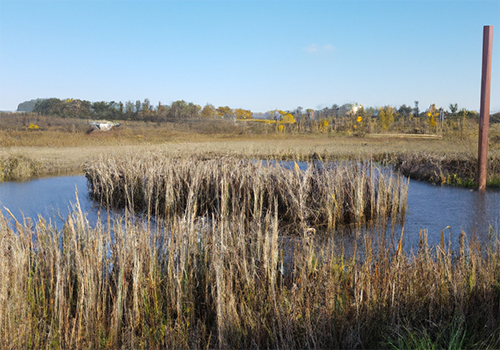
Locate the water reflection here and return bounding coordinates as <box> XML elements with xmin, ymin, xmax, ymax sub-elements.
<box><xmin>402</xmin><ymin>180</ymin><xmax>499</xmax><ymax>248</ymax></box>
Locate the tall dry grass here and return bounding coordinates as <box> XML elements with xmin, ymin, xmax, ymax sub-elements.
<box><xmin>1</xmin><ymin>198</ymin><xmax>499</xmax><ymax>348</ymax></box>
<box><xmin>85</xmin><ymin>155</ymin><xmax>408</xmax><ymax>231</ymax></box>
<box><xmin>0</xmin><ymin>154</ymin><xmax>42</xmax><ymax>181</ymax></box>
<box><xmin>381</xmin><ymin>151</ymin><xmax>500</xmax><ymax>187</ymax></box>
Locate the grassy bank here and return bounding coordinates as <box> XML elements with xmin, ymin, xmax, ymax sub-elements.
<box><xmin>386</xmin><ymin>152</ymin><xmax>500</xmax><ymax>187</ymax></box>
<box><xmin>1</xmin><ymin>199</ymin><xmax>498</xmax><ymax>348</ymax></box>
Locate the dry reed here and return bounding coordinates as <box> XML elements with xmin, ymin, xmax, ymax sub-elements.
<box><xmin>0</xmin><ymin>199</ymin><xmax>498</xmax><ymax>348</ymax></box>
<box><xmin>1</xmin><ymin>152</ymin><xmax>499</xmax><ymax>348</ymax></box>
<box><xmin>85</xmin><ymin>155</ymin><xmax>408</xmax><ymax>231</ymax></box>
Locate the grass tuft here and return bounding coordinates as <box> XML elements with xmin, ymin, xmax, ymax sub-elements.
<box><xmin>0</xmin><ymin>155</ymin><xmax>43</xmax><ymax>181</ymax></box>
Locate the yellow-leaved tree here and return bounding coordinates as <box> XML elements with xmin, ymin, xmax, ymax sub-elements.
<box><xmin>427</xmin><ymin>104</ymin><xmax>438</xmax><ymax>128</ymax></box>
<box><xmin>234</xmin><ymin>108</ymin><xmax>253</xmax><ymax>120</ymax></box>
<box><xmin>379</xmin><ymin>106</ymin><xmax>394</xmax><ymax>130</ymax></box>
<box><xmin>216</xmin><ymin>106</ymin><xmax>233</xmax><ymax>119</ymax></box>
<box><xmin>278</xmin><ymin>110</ymin><xmax>296</xmax><ymax>124</ymax></box>
<box><xmin>201</xmin><ymin>104</ymin><xmax>217</xmax><ymax>118</ymax></box>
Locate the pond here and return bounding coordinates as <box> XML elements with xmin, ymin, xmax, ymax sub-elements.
<box><xmin>0</xmin><ymin>174</ymin><xmax>498</xmax><ymax>249</ymax></box>
<box><xmin>0</xmin><ymin>175</ymin><xmax>109</xmax><ymax>231</ymax></box>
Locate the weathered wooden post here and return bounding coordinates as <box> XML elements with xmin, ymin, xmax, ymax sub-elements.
<box><xmin>478</xmin><ymin>25</ymin><xmax>493</xmax><ymax>192</ymax></box>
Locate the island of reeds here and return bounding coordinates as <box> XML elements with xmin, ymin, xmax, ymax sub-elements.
<box><xmin>84</xmin><ymin>155</ymin><xmax>408</xmax><ymax>230</ymax></box>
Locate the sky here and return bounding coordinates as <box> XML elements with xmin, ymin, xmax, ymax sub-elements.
<box><xmin>0</xmin><ymin>0</ymin><xmax>499</xmax><ymax>113</ymax></box>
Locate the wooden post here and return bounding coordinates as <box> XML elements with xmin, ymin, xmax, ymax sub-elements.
<box><xmin>478</xmin><ymin>25</ymin><xmax>493</xmax><ymax>192</ymax></box>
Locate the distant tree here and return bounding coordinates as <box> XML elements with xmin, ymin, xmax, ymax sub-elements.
<box><xmin>414</xmin><ymin>101</ymin><xmax>420</xmax><ymax>118</ymax></box>
<box><xmin>338</xmin><ymin>104</ymin><xmax>351</xmax><ymax>117</ymax></box>
<box><xmin>91</xmin><ymin>101</ymin><xmax>120</xmax><ymax>119</ymax></box>
<box><xmin>61</xmin><ymin>99</ymin><xmax>91</xmax><ymax>118</ymax></box>
<box><xmin>216</xmin><ymin>106</ymin><xmax>233</xmax><ymax>119</ymax></box>
<box><xmin>277</xmin><ymin>110</ymin><xmax>296</xmax><ymax>123</ymax></box>
<box><xmin>234</xmin><ymin>108</ymin><xmax>253</xmax><ymax>120</ymax></box>
<box><xmin>135</xmin><ymin>100</ymin><xmax>142</xmax><ymax>119</ymax></box>
<box><xmin>139</xmin><ymin>98</ymin><xmax>153</xmax><ymax>119</ymax></box>
<box><xmin>294</xmin><ymin>106</ymin><xmax>304</xmax><ymax>131</ymax></box>
<box><xmin>92</xmin><ymin>101</ymin><xmax>110</xmax><ymax>119</ymax></box>
<box><xmin>17</xmin><ymin>99</ymin><xmax>42</xmax><ymax>112</ymax></box>
<box><xmin>449</xmin><ymin>103</ymin><xmax>458</xmax><ymax>116</ymax></box>
<box><xmin>426</xmin><ymin>104</ymin><xmax>438</xmax><ymax>128</ymax></box>
<box><xmin>330</xmin><ymin>106</ymin><xmax>338</xmax><ymax>117</ymax></box>
<box><xmin>306</xmin><ymin>108</ymin><xmax>314</xmax><ymax>120</ymax></box>
<box><xmin>125</xmin><ymin>101</ymin><xmax>135</xmax><ymax>120</ymax></box>
<box><xmin>156</xmin><ymin>102</ymin><xmax>168</xmax><ymax>121</ymax></box>
<box><xmin>398</xmin><ymin>104</ymin><xmax>412</xmax><ymax>120</ymax></box>
<box><xmin>379</xmin><ymin>106</ymin><xmax>394</xmax><ymax>130</ymax></box>
<box><xmin>79</xmin><ymin>100</ymin><xmax>93</xmax><ymax>118</ymax></box>
<box><xmin>168</xmin><ymin>100</ymin><xmax>201</xmax><ymax>119</ymax></box>
<box><xmin>33</xmin><ymin>98</ymin><xmax>63</xmax><ymax>115</ymax></box>
<box><xmin>201</xmin><ymin>104</ymin><xmax>217</xmax><ymax>118</ymax></box>
<box><xmin>117</xmin><ymin>102</ymin><xmax>124</xmax><ymax>118</ymax></box>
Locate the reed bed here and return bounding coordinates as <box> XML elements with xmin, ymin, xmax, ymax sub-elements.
<box><xmin>382</xmin><ymin>151</ymin><xmax>500</xmax><ymax>187</ymax></box>
<box><xmin>1</xmin><ymin>200</ymin><xmax>499</xmax><ymax>349</ymax></box>
<box><xmin>0</xmin><ymin>154</ymin><xmax>42</xmax><ymax>182</ymax></box>
<box><xmin>85</xmin><ymin>155</ymin><xmax>408</xmax><ymax>231</ymax></box>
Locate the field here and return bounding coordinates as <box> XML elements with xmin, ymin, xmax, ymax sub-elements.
<box><xmin>1</xmin><ymin>113</ymin><xmax>499</xmax><ymax>185</ymax></box>
<box><xmin>1</xmin><ymin>114</ymin><xmax>500</xmax><ymax>348</ymax></box>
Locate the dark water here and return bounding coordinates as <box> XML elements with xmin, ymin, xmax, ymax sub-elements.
<box><xmin>403</xmin><ymin>180</ymin><xmax>499</xmax><ymax>248</ymax></box>
<box><xmin>0</xmin><ymin>175</ymin><xmax>498</xmax><ymax>249</ymax></box>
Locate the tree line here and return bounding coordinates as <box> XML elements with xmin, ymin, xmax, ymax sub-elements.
<box><xmin>15</xmin><ymin>97</ymin><xmax>495</xmax><ymax>130</ymax></box>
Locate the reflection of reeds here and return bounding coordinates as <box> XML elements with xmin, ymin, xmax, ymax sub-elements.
<box><xmin>85</xmin><ymin>155</ymin><xmax>408</xmax><ymax>231</ymax></box>
<box><xmin>1</xmin><ymin>201</ymin><xmax>499</xmax><ymax>348</ymax></box>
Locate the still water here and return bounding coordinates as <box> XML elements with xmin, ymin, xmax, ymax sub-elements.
<box><xmin>0</xmin><ymin>176</ymin><xmax>97</xmax><ymax>229</ymax></box>
<box><xmin>0</xmin><ymin>175</ymin><xmax>498</xmax><ymax>249</ymax></box>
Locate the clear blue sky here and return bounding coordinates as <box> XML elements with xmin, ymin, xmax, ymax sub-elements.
<box><xmin>1</xmin><ymin>0</ymin><xmax>499</xmax><ymax>113</ymax></box>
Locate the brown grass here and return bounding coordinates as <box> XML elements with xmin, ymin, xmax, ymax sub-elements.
<box><xmin>2</xmin><ymin>130</ymin><xmax>498</xmax><ymax>187</ymax></box>
<box><xmin>1</xmin><ymin>121</ymin><xmax>499</xmax><ymax>347</ymax></box>
<box><xmin>0</xmin><ymin>195</ymin><xmax>498</xmax><ymax>348</ymax></box>
<box><xmin>1</xmin><ymin>115</ymin><xmax>498</xmax><ymax>185</ymax></box>
<box><xmin>85</xmin><ymin>155</ymin><xmax>408</xmax><ymax>231</ymax></box>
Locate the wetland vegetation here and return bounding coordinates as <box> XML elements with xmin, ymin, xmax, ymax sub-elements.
<box><xmin>85</xmin><ymin>155</ymin><xmax>408</xmax><ymax>230</ymax></box>
<box><xmin>1</xmin><ymin>175</ymin><xmax>499</xmax><ymax>348</ymax></box>
<box><xmin>1</xmin><ymin>108</ymin><xmax>499</xmax><ymax>348</ymax></box>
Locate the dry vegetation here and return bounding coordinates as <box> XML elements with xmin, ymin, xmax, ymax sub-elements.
<box><xmin>1</xmin><ymin>114</ymin><xmax>499</xmax><ymax>187</ymax></box>
<box><xmin>1</xmin><ymin>117</ymin><xmax>498</xmax><ymax>187</ymax></box>
<box><xmin>1</xmin><ymin>114</ymin><xmax>500</xmax><ymax>348</ymax></box>
<box><xmin>85</xmin><ymin>155</ymin><xmax>408</xmax><ymax>231</ymax></box>
<box><xmin>1</xmin><ymin>189</ymin><xmax>498</xmax><ymax>348</ymax></box>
